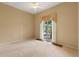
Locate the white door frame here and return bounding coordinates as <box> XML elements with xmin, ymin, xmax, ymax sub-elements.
<box><xmin>40</xmin><ymin>20</ymin><xmax>56</xmax><ymax>43</ymax></box>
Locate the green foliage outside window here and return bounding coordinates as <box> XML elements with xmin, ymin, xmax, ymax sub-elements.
<box><xmin>43</xmin><ymin>20</ymin><xmax>52</xmax><ymax>33</ymax></box>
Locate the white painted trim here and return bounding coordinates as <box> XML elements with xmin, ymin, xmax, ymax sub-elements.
<box><xmin>0</xmin><ymin>39</ymin><xmax>22</xmax><ymax>47</ymax></box>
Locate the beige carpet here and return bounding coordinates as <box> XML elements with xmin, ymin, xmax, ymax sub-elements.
<box><xmin>0</xmin><ymin>40</ymin><xmax>77</xmax><ymax>57</ymax></box>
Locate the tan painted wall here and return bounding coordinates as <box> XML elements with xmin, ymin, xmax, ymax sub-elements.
<box><xmin>0</xmin><ymin>3</ymin><xmax>35</xmax><ymax>44</ymax></box>
<box><xmin>35</xmin><ymin>3</ymin><xmax>78</xmax><ymax>49</ymax></box>
<box><xmin>78</xmin><ymin>3</ymin><xmax>79</xmax><ymax>56</ymax></box>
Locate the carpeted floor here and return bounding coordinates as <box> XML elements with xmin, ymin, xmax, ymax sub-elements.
<box><xmin>0</xmin><ymin>40</ymin><xmax>77</xmax><ymax>57</ymax></box>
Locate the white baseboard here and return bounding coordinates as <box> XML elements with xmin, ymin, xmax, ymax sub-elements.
<box><xmin>0</xmin><ymin>39</ymin><xmax>23</xmax><ymax>47</ymax></box>
<box><xmin>0</xmin><ymin>38</ymin><xmax>35</xmax><ymax>47</ymax></box>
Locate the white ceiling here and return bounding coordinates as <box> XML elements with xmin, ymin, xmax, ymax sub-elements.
<box><xmin>3</xmin><ymin>2</ymin><xmax>61</xmax><ymax>14</ymax></box>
